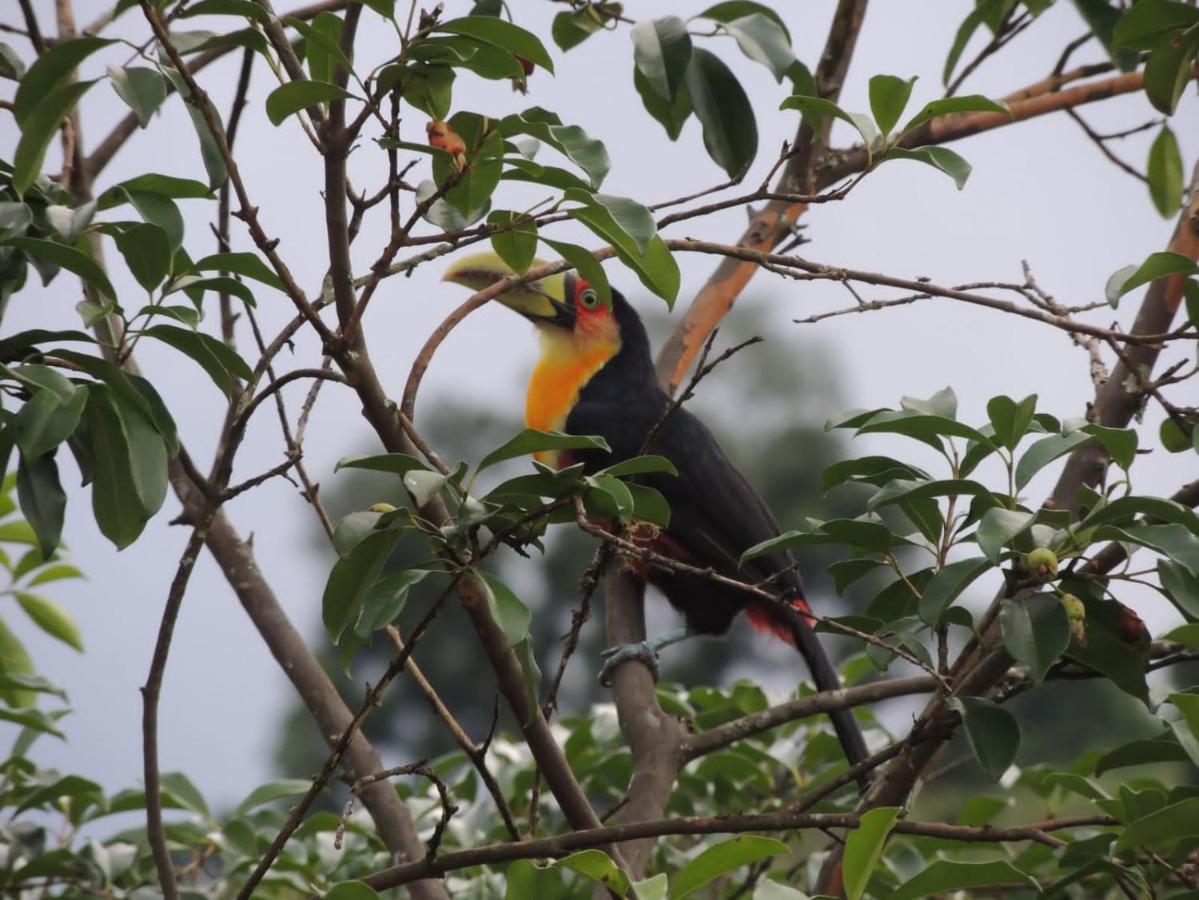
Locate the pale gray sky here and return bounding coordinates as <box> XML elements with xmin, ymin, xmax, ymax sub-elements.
<box><xmin>2</xmin><ymin>1</ymin><xmax>1195</xmax><ymax>812</ymax></box>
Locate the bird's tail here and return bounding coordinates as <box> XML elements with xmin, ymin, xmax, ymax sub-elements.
<box><xmin>771</xmin><ymin>600</ymin><xmax>872</xmax><ymax>790</ymax></box>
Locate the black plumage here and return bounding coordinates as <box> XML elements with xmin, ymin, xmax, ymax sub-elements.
<box><xmin>564</xmin><ymin>285</ymin><xmax>870</xmax><ymax>775</ymax></box>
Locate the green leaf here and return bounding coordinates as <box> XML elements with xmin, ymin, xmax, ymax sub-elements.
<box><xmin>501</xmin><ymin>108</ymin><xmax>610</xmax><ymax>189</ymax></box>
<box><xmin>98</xmin><ymin>173</ymin><xmax>213</xmax><ymax>205</ymax></box>
<box><xmin>27</xmin><ymin>564</ymin><xmax>84</xmax><ymax>587</ymax></box>
<box><xmin>541</xmin><ymin>238</ymin><xmax>612</xmax><ymax>307</ymax></box>
<box><xmin>719</xmin><ymin>13</ymin><xmax>794</xmax><ymax>81</ymax></box>
<box><xmin>942</xmin><ymin>2</ymin><xmax>999</xmax><ymax>86</ymax></box>
<box><xmin>435</xmin><ymin>120</ymin><xmax>504</xmax><ymax>221</ymax></box>
<box><xmin>568</xmin><ymin>190</ymin><xmax>657</xmax><ymax>256</ymax></box>
<box><xmin>950</xmin><ymin>696</ymin><xmax>1020</xmax><ymax>781</ymax></box>
<box><xmin>1014</xmin><ymin>430</ymin><xmax>1092</xmax><ymax>490</ymax></box>
<box><xmin>1147</xmin><ymin>125</ymin><xmax>1184</xmax><ymax>217</ymax></box>
<box><xmin>1113</xmin><ymin>0</ymin><xmax>1199</xmax><ymax>50</ymax></box>
<box><xmin>633</xmin><ymin>65</ymin><xmax>691</xmax><ymax>141</ymax></box>
<box><xmin>14</xmin><ymin>591</ymin><xmax>83</xmax><ymax>652</ymax></box>
<box><xmin>478</xmin><ymin>429</ymin><xmax>609</xmax><ymax>472</ymax></box>
<box><xmin>1160</xmin><ymin>416</ymin><xmax>1192</xmax><ymax>453</ymax></box>
<box><xmin>687</xmin><ymin>48</ymin><xmax>758</xmax><ymax>180</ymax></box>
<box><xmin>551</xmin><ymin>7</ymin><xmax>607</xmax><ymax>51</ymax></box>
<box><xmin>1143</xmin><ymin>30</ymin><xmax>1199</xmax><ymax>115</ymax></box>
<box><xmin>354</xmin><ymin>569</ymin><xmax>430</xmax><ymax>636</ymax></box>
<box><xmin>671</xmin><ymin>835</ymin><xmax>788</xmax><ymax>899</ymax></box>
<box><xmin>1074</xmin><ymin>0</ymin><xmax>1140</xmax><ymax>71</ymax></box>
<box><xmin>884</xmin><ymin>146</ymin><xmax>972</xmax><ymax>190</ymax></box>
<box><xmin>16</xmin><ymin>453</ymin><xmax>66</xmax><ymax>559</ymax></box>
<box><xmin>976</xmin><ymin>508</ymin><xmax>1034</xmax><ymax>562</ymax></box>
<box><xmin>867</xmin><ymin>478</ymin><xmax>991</xmax><ymax>511</ymax></box>
<box><xmin>781</xmin><ymin>94</ymin><xmax>876</xmax><ymax>152</ymax></box>
<box><xmin>9</xmin><ymin>236</ymin><xmax>116</xmax><ymax>301</ymax></box>
<box><xmin>1082</xmin><ymin>423</ymin><xmax>1137</xmax><ymax>470</ymax></box>
<box><xmin>632</xmin><ymin>17</ymin><xmax>691</xmax><ymax>101</ymax></box>
<box><xmin>113</xmin><ymin>223</ymin><xmax>173</xmax><ymax>292</ymax></box>
<box><xmin>554</xmin><ymin>850</ymin><xmax>630</xmax><ymax>896</ymax></box>
<box><xmin>488</xmin><ymin>211</ymin><xmax>538</xmax><ymax>274</ymax></box>
<box><xmin>108</xmin><ymin>65</ymin><xmax>168</xmax><ymax>128</ymax></box>
<box><xmin>190</xmin><ymin>251</ymin><xmax>285</xmax><ymax>291</ymax></box>
<box><xmin>85</xmin><ymin>387</ymin><xmax>151</xmax><ymax>549</ymax></box>
<box><xmin>1115</xmin><ymin>797</ymin><xmax>1199</xmax><ymax>853</ymax></box>
<box><xmin>160</xmin><ymin>771</ymin><xmax>209</xmax><ymax>815</ymax></box>
<box><xmin>1095</xmin><ymin>734</ymin><xmax>1192</xmax><ymax>775</ymax></box>
<box><xmin>597</xmin><ymin>455</ymin><xmax>678</xmax><ymax>478</ymax></box>
<box><xmin>15</xmin><ymin>385</ymin><xmax>87</xmax><ymax>460</ymax></box>
<box><xmin>165</xmin><ymin>274</ymin><xmax>257</xmax><ymax>308</ymax></box>
<box><xmin>1099</xmin><ymin>523</ymin><xmax>1199</xmax><ymax>576</ymax></box>
<box><xmin>335</xmin><ymin>452</ymin><xmax>428</xmax><ymax>476</ymax></box>
<box><xmin>843</xmin><ymin>807</ymin><xmax>901</xmax><ymax>900</ymax></box>
<box><xmin>0</xmin><ymin>618</ymin><xmax>37</xmax><ymax>708</ymax></box>
<box><xmin>290</xmin><ymin>13</ymin><xmax>349</xmax><ymax>86</ymax></box>
<box><xmin>322</xmin><ymin>530</ymin><xmax>401</xmax><ymax>643</ymax></box>
<box><xmin>632</xmin><ymin>874</ymin><xmax>669</xmax><ymax>900</ymax></box>
<box><xmin>855</xmin><ymin>409</ymin><xmax>992</xmax><ymax>448</ymax></box>
<box><xmin>163</xmin><ymin>67</ymin><xmax>227</xmax><ymax>189</ymax></box>
<box><xmin>13</xmin><ymin>36</ymin><xmax>111</xmax><ymax>124</ymax></box>
<box><xmin>986</xmin><ymin>393</ymin><xmax>1037</xmax><ymax>450</ymax></box>
<box><xmin>479</xmin><ymin>571</ymin><xmax>531</xmax><ymax>646</ymax></box>
<box><xmin>570</xmin><ymin>205</ymin><xmax>680</xmax><ymax>304</ymax></box>
<box><xmin>1106</xmin><ymin>251</ymin><xmax>1199</xmax><ymax>305</ymax></box>
<box><xmin>868</xmin><ymin>74</ymin><xmax>916</xmax><ymax>137</ymax></box>
<box><xmin>434</xmin><ymin>16</ymin><xmax>554</xmax><ymax>73</ymax></box>
<box><xmin>919</xmin><ymin>556</ymin><xmax>991</xmax><ymax>625</ymax></box>
<box><xmin>143</xmin><ymin>324</ymin><xmax>253</xmax><ymax>396</ymax></box>
<box><xmin>265</xmin><ymin>79</ymin><xmax>355</xmax><ymax>126</ymax></box>
<box><xmin>0</xmin><ymin>41</ymin><xmax>27</xmax><ymax>81</ymax></box>
<box><xmin>1159</xmin><ymin>559</ymin><xmax>1199</xmax><ymax>619</ymax></box>
<box><xmin>233</xmin><ymin>778</ymin><xmax>313</xmax><ymax>816</ymax></box>
<box><xmin>697</xmin><ymin>2</ymin><xmax>790</xmax><ymax>40</ymax></box>
<box><xmin>1000</xmin><ymin>593</ymin><xmax>1069</xmax><ymax>682</ymax></box>
<box><xmin>1066</xmin><ymin>599</ymin><xmax>1150</xmax><ymax>703</ymax></box>
<box><xmin>893</xmin><ymin>860</ymin><xmax>1037</xmax><ymax>900</ymax></box>
<box><xmin>900</xmin><ymin>94</ymin><xmax>1009</xmax><ymax>133</ymax></box>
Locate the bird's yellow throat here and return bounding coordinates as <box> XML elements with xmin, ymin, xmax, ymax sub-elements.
<box><xmin>525</xmin><ymin>326</ymin><xmax>619</xmax><ymax>465</ymax></box>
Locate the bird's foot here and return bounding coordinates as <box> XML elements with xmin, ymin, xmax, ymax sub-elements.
<box><xmin>598</xmin><ymin>640</ymin><xmax>661</xmax><ymax>687</ymax></box>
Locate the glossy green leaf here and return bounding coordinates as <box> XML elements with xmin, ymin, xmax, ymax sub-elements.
<box><xmin>8</xmin><ymin>236</ymin><xmax>116</xmax><ymax>301</ymax></box>
<box><xmin>16</xmin><ymin>454</ymin><xmax>65</xmax><ymax>560</ymax></box>
<box><xmin>108</xmin><ymin>65</ymin><xmax>167</xmax><ymax>128</ymax></box>
<box><xmin>1147</xmin><ymin>124</ymin><xmax>1184</xmax><ymax>217</ymax></box>
<box><xmin>1014</xmin><ymin>430</ymin><xmax>1092</xmax><ymax>489</ymax></box>
<box><xmin>1144</xmin><ymin>30</ymin><xmax>1199</xmax><ymax>114</ymax></box>
<box><xmin>869</xmin><ymin>74</ymin><xmax>916</xmax><ymax>137</ymax></box>
<box><xmin>143</xmin><ymin>324</ymin><xmax>253</xmax><ymax>396</ymax></box>
<box><xmin>190</xmin><ymin>251</ymin><xmax>285</xmax><ymax>291</ymax></box>
<box><xmin>950</xmin><ymin>696</ymin><xmax>1020</xmax><ymax>781</ymax></box>
<box><xmin>1115</xmin><ymin>797</ymin><xmax>1199</xmax><ymax>853</ymax></box>
<box><xmin>1113</xmin><ymin>0</ymin><xmax>1199</xmax><ymax>49</ymax></box>
<box><xmin>113</xmin><ymin>223</ymin><xmax>173</xmax><ymax>293</ymax></box>
<box><xmin>501</xmin><ymin>108</ymin><xmax>610</xmax><ymax>188</ymax></box>
<box><xmin>633</xmin><ymin>65</ymin><xmax>692</xmax><ymax>141</ymax></box>
<box><xmin>354</xmin><ymin>569</ymin><xmax>430</xmax><ymax>636</ymax></box>
<box><xmin>885</xmin><ymin>146</ymin><xmax>972</xmax><ymax>190</ymax></box>
<box><xmin>632</xmin><ymin>16</ymin><xmax>691</xmax><ymax>101</ymax></box>
<box><xmin>162</xmin><ymin>67</ymin><xmax>227</xmax><ymax>189</ymax></box>
<box><xmin>986</xmin><ymin>393</ymin><xmax>1037</xmax><ymax>450</ymax></box>
<box><xmin>1105</xmin><ymin>251</ymin><xmax>1199</xmax><ymax>305</ymax></box>
<box><xmin>597</xmin><ymin>455</ymin><xmax>678</xmax><ymax>479</ymax></box>
<box><xmin>322</xmin><ymin>530</ymin><xmax>401</xmax><ymax>643</ymax></box>
<box><xmin>567</xmin><ymin>189</ymin><xmax>657</xmax><ymax>255</ymax></box>
<box><xmin>1158</xmin><ymin>559</ymin><xmax>1199</xmax><ymax>619</ymax></box>
<box><xmin>719</xmin><ymin>13</ymin><xmax>794</xmax><ymax>81</ymax></box>
<box><xmin>488</xmin><ymin>211</ymin><xmax>538</xmax><ymax>274</ymax></box>
<box><xmin>13</xmin><ymin>36</ymin><xmax>111</xmax><ymax>124</ymax></box>
<box><xmin>1000</xmin><ymin>593</ymin><xmax>1070</xmax><ymax>682</ymax></box>
<box><xmin>479</xmin><ymin>572</ymin><xmax>531</xmax><ymax>646</ymax></box>
<box><xmin>671</xmin><ymin>835</ymin><xmax>787</xmax><ymax>899</ymax></box>
<box><xmin>688</xmin><ymin>48</ymin><xmax>757</xmax><ymax>180</ymax></box>
<box><xmin>843</xmin><ymin>807</ymin><xmax>901</xmax><ymax>900</ymax></box>
<box><xmin>552</xmin><ymin>850</ymin><xmax>630</xmax><ymax>896</ymax></box>
<box><xmin>570</xmin><ymin>204</ymin><xmax>679</xmax><ymax>303</ymax></box>
<box><xmin>478</xmin><ymin>429</ymin><xmax>609</xmax><ymax>472</ymax></box>
<box><xmin>85</xmin><ymin>387</ymin><xmax>151</xmax><ymax>549</ymax></box>
<box><xmin>0</xmin><ymin>41</ymin><xmax>26</xmax><ymax>81</ymax></box>
<box><xmin>335</xmin><ymin>452</ymin><xmax>428</xmax><ymax>476</ymax></box>
<box><xmin>918</xmin><ymin>556</ymin><xmax>991</xmax><ymax>625</ymax></box>
<box><xmin>541</xmin><ymin>238</ymin><xmax>612</xmax><ymax>306</ymax></box>
<box><xmin>233</xmin><ymin>778</ymin><xmax>312</xmax><ymax>817</ymax></box>
<box><xmin>976</xmin><ymin>508</ymin><xmax>1033</xmax><ymax>562</ymax></box>
<box><xmin>15</xmin><ymin>385</ymin><xmax>87</xmax><ymax>460</ymax></box>
<box><xmin>435</xmin><ymin>16</ymin><xmax>554</xmax><ymax>73</ymax></box>
<box><xmin>551</xmin><ymin>6</ymin><xmax>607</xmax><ymax>51</ymax></box>
<box><xmin>893</xmin><ymin>860</ymin><xmax>1037</xmax><ymax>900</ymax></box>
<box><xmin>1095</xmin><ymin>734</ymin><xmax>1192</xmax><ymax>775</ymax></box>
<box><xmin>901</xmin><ymin>94</ymin><xmax>1009</xmax><ymax>133</ymax></box>
<box><xmin>781</xmin><ymin>94</ymin><xmax>876</xmax><ymax>151</ymax></box>
<box><xmin>0</xmin><ymin>618</ymin><xmax>37</xmax><ymax>708</ymax></box>
<box><xmin>1098</xmin><ymin>523</ymin><xmax>1199</xmax><ymax>576</ymax></box>
<box><xmin>942</xmin><ymin>1</ymin><xmax>1000</xmax><ymax>86</ymax></box>
<box><xmin>265</xmin><ymin>79</ymin><xmax>355</xmax><ymax>126</ymax></box>
<box><xmin>14</xmin><ymin>590</ymin><xmax>82</xmax><ymax>652</ymax></box>
<box><xmin>696</xmin><ymin>2</ymin><xmax>790</xmax><ymax>41</ymax></box>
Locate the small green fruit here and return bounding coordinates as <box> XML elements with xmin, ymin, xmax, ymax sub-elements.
<box><xmin>1060</xmin><ymin>593</ymin><xmax>1086</xmax><ymax>645</ymax></box>
<box><xmin>1026</xmin><ymin>547</ymin><xmax>1059</xmax><ymax>581</ymax></box>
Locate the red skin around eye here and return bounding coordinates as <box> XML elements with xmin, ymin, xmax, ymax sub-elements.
<box><xmin>572</xmin><ymin>278</ymin><xmax>611</xmax><ymax>325</ymax></box>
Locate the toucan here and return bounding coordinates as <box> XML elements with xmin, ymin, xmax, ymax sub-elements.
<box><xmin>444</xmin><ymin>253</ymin><xmax>870</xmax><ymax>775</ymax></box>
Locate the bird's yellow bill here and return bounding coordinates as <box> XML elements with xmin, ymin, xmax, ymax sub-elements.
<box><xmin>441</xmin><ymin>252</ymin><xmax>567</xmax><ymax>321</ymax></box>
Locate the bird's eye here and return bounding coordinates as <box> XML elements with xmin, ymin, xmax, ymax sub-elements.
<box><xmin>579</xmin><ymin>288</ymin><xmax>600</xmax><ymax>309</ymax></box>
